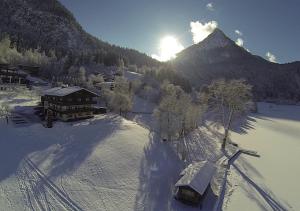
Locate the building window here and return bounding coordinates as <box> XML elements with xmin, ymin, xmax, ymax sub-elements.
<box><xmin>78</xmin><ymin>98</ymin><xmax>81</xmax><ymax>102</ymax></box>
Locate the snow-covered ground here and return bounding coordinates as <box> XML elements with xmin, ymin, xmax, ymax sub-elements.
<box><xmin>5</xmin><ymin>87</ymin><xmax>298</xmax><ymax>211</ymax></box>
<box><xmin>223</xmin><ymin>103</ymin><xmax>300</xmax><ymax>211</ymax></box>
<box><xmin>0</xmin><ymin>112</ymin><xmax>183</xmax><ymax>210</ymax></box>
<box><xmin>0</xmin><ymin>88</ymin><xmax>223</xmax><ymax>211</ymax></box>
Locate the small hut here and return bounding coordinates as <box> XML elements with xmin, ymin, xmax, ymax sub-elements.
<box><xmin>174</xmin><ymin>161</ymin><xmax>216</xmax><ymax>206</ymax></box>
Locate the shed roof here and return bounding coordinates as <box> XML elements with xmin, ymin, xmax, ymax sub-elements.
<box><xmin>175</xmin><ymin>161</ymin><xmax>216</xmax><ymax>195</ymax></box>
<box><xmin>44</xmin><ymin>86</ymin><xmax>99</xmax><ymax>97</ymax></box>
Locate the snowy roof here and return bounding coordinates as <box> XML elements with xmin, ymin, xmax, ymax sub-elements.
<box><xmin>43</xmin><ymin>86</ymin><xmax>99</xmax><ymax>97</ymax></box>
<box><xmin>175</xmin><ymin>161</ymin><xmax>216</xmax><ymax>195</ymax></box>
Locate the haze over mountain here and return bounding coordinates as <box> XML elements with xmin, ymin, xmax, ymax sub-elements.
<box><xmin>0</xmin><ymin>0</ymin><xmax>159</xmax><ymax>67</ymax></box>
<box><xmin>172</xmin><ymin>29</ymin><xmax>300</xmax><ymax>100</ymax></box>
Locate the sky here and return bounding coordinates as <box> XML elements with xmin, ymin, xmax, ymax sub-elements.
<box><xmin>58</xmin><ymin>0</ymin><xmax>300</xmax><ymax>63</ymax></box>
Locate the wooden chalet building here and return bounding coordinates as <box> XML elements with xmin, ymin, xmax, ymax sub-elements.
<box><xmin>0</xmin><ymin>64</ymin><xmax>29</xmax><ymax>90</ymax></box>
<box><xmin>41</xmin><ymin>86</ymin><xmax>100</xmax><ymax>121</ymax></box>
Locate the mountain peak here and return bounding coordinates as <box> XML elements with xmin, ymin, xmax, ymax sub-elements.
<box><xmin>209</xmin><ymin>28</ymin><xmax>227</xmax><ymax>37</ymax></box>
<box><xmin>197</xmin><ymin>28</ymin><xmax>233</xmax><ymax>50</ymax></box>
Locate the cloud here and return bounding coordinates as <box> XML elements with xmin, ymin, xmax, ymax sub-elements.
<box><xmin>190</xmin><ymin>21</ymin><xmax>218</xmax><ymax>44</ymax></box>
<box><xmin>206</xmin><ymin>3</ymin><xmax>214</xmax><ymax>11</ymax></box>
<box><xmin>151</xmin><ymin>36</ymin><xmax>184</xmax><ymax>62</ymax></box>
<box><xmin>235</xmin><ymin>29</ymin><xmax>243</xmax><ymax>36</ymax></box>
<box><xmin>235</xmin><ymin>38</ymin><xmax>244</xmax><ymax>47</ymax></box>
<box><xmin>266</xmin><ymin>52</ymin><xmax>277</xmax><ymax>63</ymax></box>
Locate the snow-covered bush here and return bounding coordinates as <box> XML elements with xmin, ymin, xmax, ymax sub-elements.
<box><xmin>154</xmin><ymin>81</ymin><xmax>202</xmax><ymax>141</ymax></box>
<box><xmin>0</xmin><ymin>37</ymin><xmax>23</xmax><ymax>64</ymax></box>
<box><xmin>108</xmin><ymin>76</ymin><xmax>133</xmax><ymax>116</ymax></box>
<box><xmin>110</xmin><ymin>92</ymin><xmax>133</xmax><ymax>116</ymax></box>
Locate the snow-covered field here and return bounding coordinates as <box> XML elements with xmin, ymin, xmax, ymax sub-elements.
<box><xmin>0</xmin><ymin>109</ymin><xmax>186</xmax><ymax>210</ymax></box>
<box><xmin>0</xmin><ymin>86</ymin><xmax>229</xmax><ymax>211</ymax></box>
<box><xmin>3</xmin><ymin>87</ymin><xmax>299</xmax><ymax>211</ymax></box>
<box><xmin>0</xmin><ymin>89</ymin><xmax>213</xmax><ymax>211</ymax></box>
<box><xmin>224</xmin><ymin>103</ymin><xmax>300</xmax><ymax>211</ymax></box>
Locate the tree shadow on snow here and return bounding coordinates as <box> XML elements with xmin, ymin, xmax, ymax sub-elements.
<box><xmin>0</xmin><ymin>119</ymin><xmax>53</xmax><ymax>181</ymax></box>
<box><xmin>232</xmin><ymin>103</ymin><xmax>300</xmax><ymax>135</ymax></box>
<box><xmin>218</xmin><ymin>152</ymin><xmax>289</xmax><ymax>211</ymax></box>
<box><xmin>233</xmin><ymin>162</ymin><xmax>289</xmax><ymax>211</ymax></box>
<box><xmin>184</xmin><ymin>127</ymin><xmax>223</xmax><ymax>163</ymax></box>
<box><xmin>134</xmin><ymin>132</ymin><xmax>184</xmax><ymax>211</ymax></box>
<box><xmin>0</xmin><ymin>115</ymin><xmax>120</xmax><ymax>182</ymax></box>
<box><xmin>35</xmin><ymin>115</ymin><xmax>122</xmax><ymax>179</ymax></box>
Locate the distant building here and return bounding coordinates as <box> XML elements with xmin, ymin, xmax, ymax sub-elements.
<box><xmin>18</xmin><ymin>65</ymin><xmax>40</xmax><ymax>76</ymax></box>
<box><xmin>0</xmin><ymin>64</ymin><xmax>29</xmax><ymax>90</ymax></box>
<box><xmin>41</xmin><ymin>86</ymin><xmax>100</xmax><ymax>121</ymax></box>
<box><xmin>174</xmin><ymin>161</ymin><xmax>216</xmax><ymax>206</ymax></box>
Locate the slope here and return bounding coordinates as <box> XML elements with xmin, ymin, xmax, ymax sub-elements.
<box><xmin>0</xmin><ymin>0</ymin><xmax>159</xmax><ymax>67</ymax></box>
<box><xmin>172</xmin><ymin>29</ymin><xmax>300</xmax><ymax>100</ymax></box>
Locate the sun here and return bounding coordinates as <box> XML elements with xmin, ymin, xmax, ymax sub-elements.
<box><xmin>152</xmin><ymin>36</ymin><xmax>184</xmax><ymax>62</ymax></box>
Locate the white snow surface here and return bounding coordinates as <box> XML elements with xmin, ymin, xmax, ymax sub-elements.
<box><xmin>0</xmin><ymin>112</ymin><xmax>185</xmax><ymax>210</ymax></box>
<box><xmin>223</xmin><ymin>103</ymin><xmax>300</xmax><ymax>211</ymax></box>
<box><xmin>6</xmin><ymin>88</ymin><xmax>300</xmax><ymax>211</ymax></box>
<box><xmin>1</xmin><ymin>89</ymin><xmax>220</xmax><ymax>211</ymax></box>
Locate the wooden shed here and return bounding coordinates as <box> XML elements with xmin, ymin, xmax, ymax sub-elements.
<box><xmin>174</xmin><ymin>161</ymin><xmax>216</xmax><ymax>206</ymax></box>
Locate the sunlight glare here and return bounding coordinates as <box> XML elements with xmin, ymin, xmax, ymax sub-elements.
<box><xmin>152</xmin><ymin>36</ymin><xmax>184</xmax><ymax>62</ymax></box>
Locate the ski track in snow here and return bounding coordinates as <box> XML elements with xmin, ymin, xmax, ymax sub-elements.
<box><xmin>14</xmin><ymin>158</ymin><xmax>83</xmax><ymax>211</ymax></box>
<box><xmin>0</xmin><ymin>89</ymin><xmax>221</xmax><ymax>211</ymax></box>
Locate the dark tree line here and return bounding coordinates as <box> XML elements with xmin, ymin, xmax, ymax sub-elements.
<box><xmin>0</xmin><ymin>0</ymin><xmax>161</xmax><ymax>72</ymax></box>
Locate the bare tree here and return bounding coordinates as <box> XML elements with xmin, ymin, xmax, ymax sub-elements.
<box><xmin>207</xmin><ymin>79</ymin><xmax>252</xmax><ymax>149</ymax></box>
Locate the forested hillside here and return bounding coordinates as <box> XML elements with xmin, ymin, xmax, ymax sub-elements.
<box><xmin>0</xmin><ymin>0</ymin><xmax>160</xmax><ymax>68</ymax></box>
<box><xmin>172</xmin><ymin>29</ymin><xmax>300</xmax><ymax>101</ymax></box>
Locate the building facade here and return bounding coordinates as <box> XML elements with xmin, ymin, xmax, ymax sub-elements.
<box><xmin>0</xmin><ymin>64</ymin><xmax>29</xmax><ymax>90</ymax></box>
<box><xmin>41</xmin><ymin>86</ymin><xmax>99</xmax><ymax>121</ymax></box>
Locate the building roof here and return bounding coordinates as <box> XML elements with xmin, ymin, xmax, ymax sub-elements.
<box><xmin>43</xmin><ymin>86</ymin><xmax>99</xmax><ymax>97</ymax></box>
<box><xmin>175</xmin><ymin>161</ymin><xmax>216</xmax><ymax>195</ymax></box>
